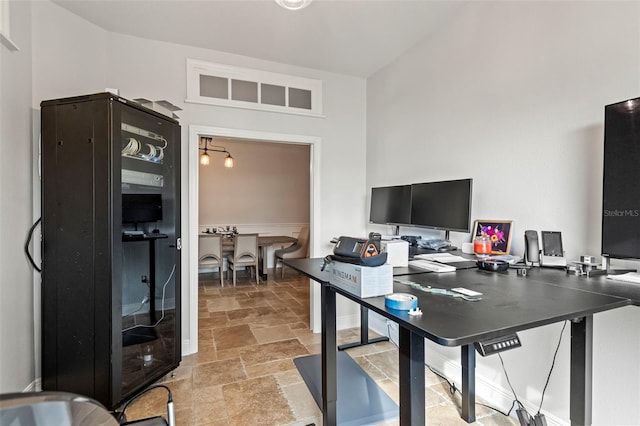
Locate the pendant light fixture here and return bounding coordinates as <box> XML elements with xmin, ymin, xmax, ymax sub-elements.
<box><xmin>199</xmin><ymin>137</ymin><xmax>234</xmax><ymax>168</ymax></box>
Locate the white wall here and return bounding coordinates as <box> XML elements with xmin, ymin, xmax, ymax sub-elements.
<box><xmin>198</xmin><ymin>138</ymin><xmax>310</xmax><ymax>225</ymax></box>
<box><xmin>0</xmin><ymin>0</ymin><xmax>34</xmax><ymax>393</ymax></box>
<box><xmin>31</xmin><ymin>0</ymin><xmax>107</xmax><ymax>105</ymax></box>
<box><xmin>367</xmin><ymin>2</ymin><xmax>640</xmax><ymax>424</ymax></box>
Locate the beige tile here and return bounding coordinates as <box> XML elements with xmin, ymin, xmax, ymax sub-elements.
<box><xmin>162</xmin><ymin>362</ymin><xmax>192</xmax><ymax>383</ymax></box>
<box><xmin>275</xmin><ymin>368</ymin><xmax>304</xmax><ymax>387</ymax></box>
<box><xmin>214</xmin><ymin>347</ymin><xmax>241</xmax><ymax>361</ymax></box>
<box><xmin>251</xmin><ymin>324</ymin><xmax>295</xmax><ymax>344</ymax></box>
<box><xmin>193</xmin><ymin>358</ymin><xmax>247</xmax><ymax>388</ymax></box>
<box><xmin>207</xmin><ymin>297</ymin><xmax>242</xmax><ymax>312</ymax></box>
<box><xmin>305</xmin><ymin>342</ymin><xmax>322</xmax><ymax>354</ymax></box>
<box><xmin>292</xmin><ymin>329</ymin><xmax>322</xmax><ymax>346</ymax></box>
<box><xmin>224</xmin><ymin>376</ymin><xmax>295</xmax><ymax>425</ymax></box>
<box><xmin>212</xmin><ymin>324</ymin><xmax>258</xmax><ymax>350</ymax></box>
<box><xmin>240</xmin><ymin>339</ymin><xmax>309</xmax><ymax>366</ymax></box>
<box><xmin>364</xmin><ymin>349</ymin><xmax>399</xmax><ymax>381</ymax></box>
<box><xmin>235</xmin><ymin>297</ymin><xmax>272</xmax><ymax>309</ymax></box>
<box><xmin>426</xmin><ymin>403</ymin><xmax>474</xmax><ymax>425</ymax></box>
<box><xmin>352</xmin><ymin>355</ymin><xmax>388</xmax><ymax>381</ymax></box>
<box><xmin>288</xmin><ymin>321</ymin><xmax>310</xmax><ymax>330</ymax></box>
<box><xmin>225</xmin><ymin>305</ymin><xmax>278</xmax><ymax>325</ymax></box>
<box><xmin>193</xmin><ymin>384</ymin><xmax>225</xmax><ymax>404</ymax></box>
<box><xmin>281</xmin><ymin>382</ymin><xmax>322</xmax><ymax>419</ymax></box>
<box><xmin>199</xmin><ymin>312</ymin><xmax>230</xmax><ymax>329</ymax></box>
<box><xmin>174</xmin><ymin>408</ymin><xmax>196</xmax><ymax>425</ymax></box>
<box><xmin>377</xmin><ymin>379</ymin><xmax>399</xmax><ymax>404</ymax></box>
<box><xmin>193</xmin><ymin>346</ymin><xmax>219</xmax><ymax>364</ymax></box>
<box><xmin>245</xmin><ymin>358</ymin><xmax>296</xmax><ymax>378</ymax></box>
<box><xmin>194</xmin><ymin>398</ymin><xmax>228</xmax><ymax>424</ymax></box>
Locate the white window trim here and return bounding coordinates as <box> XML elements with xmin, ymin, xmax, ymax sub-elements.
<box><xmin>185</xmin><ymin>59</ymin><xmax>324</xmax><ymax>118</ymax></box>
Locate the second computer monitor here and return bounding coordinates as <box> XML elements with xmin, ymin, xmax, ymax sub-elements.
<box><xmin>410</xmin><ymin>178</ymin><xmax>472</xmax><ymax>233</ymax></box>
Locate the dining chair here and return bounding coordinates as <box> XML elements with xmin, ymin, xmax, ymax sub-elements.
<box><xmin>226</xmin><ymin>233</ymin><xmax>259</xmax><ymax>286</ymax></box>
<box><xmin>198</xmin><ymin>234</ymin><xmax>224</xmax><ymax>287</ymax></box>
<box><xmin>275</xmin><ymin>226</ymin><xmax>310</xmax><ymax>279</ymax></box>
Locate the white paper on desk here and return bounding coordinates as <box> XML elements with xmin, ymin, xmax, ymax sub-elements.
<box><xmin>414</xmin><ymin>253</ymin><xmax>469</xmax><ymax>263</ymax></box>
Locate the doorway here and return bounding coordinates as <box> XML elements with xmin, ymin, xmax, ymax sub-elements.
<box><xmin>186</xmin><ymin>125</ymin><xmax>321</xmax><ymax>354</ymax></box>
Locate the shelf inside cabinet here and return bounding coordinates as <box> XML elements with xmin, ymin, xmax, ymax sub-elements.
<box><xmin>122</xmin><ymin>232</ymin><xmax>168</xmax><ymax>242</ymax></box>
<box><xmin>121</xmin><ymin>123</ymin><xmax>168</xmax><ymax>143</ymax></box>
<box><xmin>121</xmin><ymin>122</ymin><xmax>168</xmax><ymax>165</ymax></box>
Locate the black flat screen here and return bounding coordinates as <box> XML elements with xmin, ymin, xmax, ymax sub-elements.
<box><xmin>122</xmin><ymin>193</ymin><xmax>163</xmax><ymax>224</ymax></box>
<box><xmin>369</xmin><ymin>185</ymin><xmax>412</xmax><ymax>225</ymax></box>
<box><xmin>410</xmin><ymin>179</ymin><xmax>472</xmax><ymax>232</ymax></box>
<box><xmin>602</xmin><ymin>97</ymin><xmax>640</xmax><ymax>259</ymax></box>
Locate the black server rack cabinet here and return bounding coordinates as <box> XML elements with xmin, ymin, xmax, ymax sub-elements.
<box><xmin>41</xmin><ymin>92</ymin><xmax>181</xmax><ymax>409</ymax></box>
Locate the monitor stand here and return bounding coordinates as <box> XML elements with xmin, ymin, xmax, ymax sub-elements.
<box><xmin>585</xmin><ymin>256</ymin><xmax>635</xmax><ymax>277</ymax></box>
<box><xmin>441</xmin><ymin>230</ymin><xmax>457</xmax><ymax>251</ymax></box>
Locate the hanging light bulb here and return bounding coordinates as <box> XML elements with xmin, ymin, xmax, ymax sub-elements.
<box><xmin>199</xmin><ymin>136</ymin><xmax>234</xmax><ymax>167</ymax></box>
<box><xmin>224</xmin><ymin>154</ymin><xmax>234</xmax><ymax>168</ymax></box>
<box><xmin>200</xmin><ymin>151</ymin><xmax>210</xmax><ymax>166</ymax></box>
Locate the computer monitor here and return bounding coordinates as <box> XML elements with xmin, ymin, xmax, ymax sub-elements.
<box><xmin>122</xmin><ymin>193</ymin><xmax>163</xmax><ymax>224</ymax></box>
<box><xmin>369</xmin><ymin>185</ymin><xmax>412</xmax><ymax>226</ymax></box>
<box><xmin>409</xmin><ymin>178</ymin><xmax>473</xmax><ymax>236</ymax></box>
<box><xmin>602</xmin><ymin>97</ymin><xmax>640</xmax><ymax>260</ymax></box>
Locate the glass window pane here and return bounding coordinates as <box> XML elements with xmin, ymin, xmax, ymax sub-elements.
<box><xmin>231</xmin><ymin>79</ymin><xmax>258</xmax><ymax>103</ymax></box>
<box><xmin>261</xmin><ymin>84</ymin><xmax>286</xmax><ymax>106</ymax></box>
<box><xmin>200</xmin><ymin>75</ymin><xmax>228</xmax><ymax>99</ymax></box>
<box><xmin>289</xmin><ymin>88</ymin><xmax>312</xmax><ymax>110</ymax></box>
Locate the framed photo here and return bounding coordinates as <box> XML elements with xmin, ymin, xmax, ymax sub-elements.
<box><xmin>472</xmin><ymin>220</ymin><xmax>513</xmax><ymax>255</ymax></box>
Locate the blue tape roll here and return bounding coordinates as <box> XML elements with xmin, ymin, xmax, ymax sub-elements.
<box><xmin>385</xmin><ymin>293</ymin><xmax>418</xmax><ymax>311</ymax></box>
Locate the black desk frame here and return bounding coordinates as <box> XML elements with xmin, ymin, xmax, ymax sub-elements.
<box><xmin>288</xmin><ymin>258</ymin><xmax>634</xmax><ymax>426</ymax></box>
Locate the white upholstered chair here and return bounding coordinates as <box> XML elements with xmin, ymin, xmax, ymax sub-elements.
<box><xmin>226</xmin><ymin>233</ymin><xmax>259</xmax><ymax>286</ymax></box>
<box><xmin>275</xmin><ymin>226</ymin><xmax>310</xmax><ymax>279</ymax></box>
<box><xmin>198</xmin><ymin>234</ymin><xmax>224</xmax><ymax>287</ymax></box>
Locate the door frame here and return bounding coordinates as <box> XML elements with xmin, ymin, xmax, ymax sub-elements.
<box><xmin>186</xmin><ymin>125</ymin><xmax>321</xmax><ymax>354</ymax></box>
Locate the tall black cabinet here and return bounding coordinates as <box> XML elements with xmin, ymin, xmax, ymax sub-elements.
<box><xmin>41</xmin><ymin>93</ymin><xmax>181</xmax><ymax>409</ymax></box>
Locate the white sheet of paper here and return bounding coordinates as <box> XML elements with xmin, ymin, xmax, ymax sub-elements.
<box><xmin>414</xmin><ymin>253</ymin><xmax>469</xmax><ymax>263</ymax></box>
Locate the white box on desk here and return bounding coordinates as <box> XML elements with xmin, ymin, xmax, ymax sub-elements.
<box><xmin>381</xmin><ymin>239</ymin><xmax>409</xmax><ymax>267</ymax></box>
<box><xmin>328</xmin><ymin>262</ymin><xmax>393</xmax><ymax>298</ymax></box>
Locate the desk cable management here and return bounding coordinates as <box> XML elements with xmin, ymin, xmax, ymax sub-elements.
<box><xmin>384</xmin><ymin>315</ymin><xmax>567</xmax><ymax>425</ymax></box>
<box><xmin>500</xmin><ymin>320</ymin><xmax>567</xmax><ymax>426</ymax></box>
<box><xmin>384</xmin><ymin>321</ymin><xmax>514</xmax><ymax>419</ymax></box>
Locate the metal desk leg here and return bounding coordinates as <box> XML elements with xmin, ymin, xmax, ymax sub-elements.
<box><xmin>321</xmin><ymin>285</ymin><xmax>337</xmax><ymax>426</ymax></box>
<box><xmin>570</xmin><ymin>316</ymin><xmax>593</xmax><ymax>426</ymax></box>
<box><xmin>337</xmin><ymin>306</ymin><xmax>389</xmax><ymax>351</ymax></box>
<box><xmin>148</xmin><ymin>238</ymin><xmax>157</xmax><ymax>323</ymax></box>
<box><xmin>398</xmin><ymin>327</ymin><xmax>425</xmax><ymax>426</ymax></box>
<box><xmin>461</xmin><ymin>344</ymin><xmax>476</xmax><ymax>423</ymax></box>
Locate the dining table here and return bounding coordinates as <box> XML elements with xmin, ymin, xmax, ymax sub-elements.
<box><xmin>200</xmin><ymin>232</ymin><xmax>297</xmax><ymax>280</ymax></box>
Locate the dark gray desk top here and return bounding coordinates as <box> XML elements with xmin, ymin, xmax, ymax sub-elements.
<box><xmin>523</xmin><ymin>267</ymin><xmax>640</xmax><ymax>306</ymax></box>
<box><xmin>286</xmin><ymin>258</ymin><xmax>632</xmax><ymax>347</ymax></box>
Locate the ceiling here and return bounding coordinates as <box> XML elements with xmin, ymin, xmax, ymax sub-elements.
<box><xmin>52</xmin><ymin>0</ymin><xmax>467</xmax><ymax>77</ymax></box>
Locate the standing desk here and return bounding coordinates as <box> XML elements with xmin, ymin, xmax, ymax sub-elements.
<box><xmin>285</xmin><ymin>258</ymin><xmax>636</xmax><ymax>426</ymax></box>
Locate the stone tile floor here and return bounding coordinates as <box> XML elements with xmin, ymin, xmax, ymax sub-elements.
<box><xmin>123</xmin><ymin>269</ymin><xmax>518</xmax><ymax>425</ymax></box>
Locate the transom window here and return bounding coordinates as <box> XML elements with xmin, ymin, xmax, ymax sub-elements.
<box><xmin>186</xmin><ymin>59</ymin><xmax>323</xmax><ymax>117</ymax></box>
